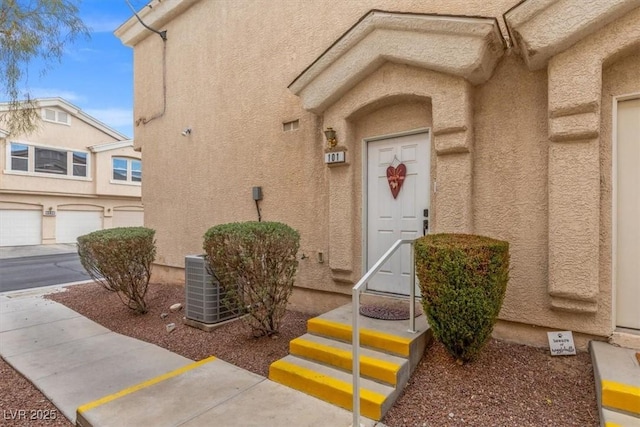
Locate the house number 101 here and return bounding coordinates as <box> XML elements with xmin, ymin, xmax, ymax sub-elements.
<box><xmin>324</xmin><ymin>151</ymin><xmax>346</xmax><ymax>164</ymax></box>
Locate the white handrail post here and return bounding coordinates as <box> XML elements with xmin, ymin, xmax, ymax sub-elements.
<box><xmin>409</xmin><ymin>241</ymin><xmax>416</xmax><ymax>333</ymax></box>
<box><xmin>352</xmin><ymin>286</ymin><xmax>360</xmax><ymax>427</ymax></box>
<box><xmin>350</xmin><ymin>239</ymin><xmax>418</xmax><ymax>426</ymax></box>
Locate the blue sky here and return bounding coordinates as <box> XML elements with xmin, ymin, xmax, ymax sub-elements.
<box><xmin>19</xmin><ymin>0</ymin><xmax>148</xmax><ymax>138</ymax></box>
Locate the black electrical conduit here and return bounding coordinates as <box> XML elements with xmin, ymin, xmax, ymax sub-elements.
<box><xmin>125</xmin><ymin>0</ymin><xmax>167</xmax><ymax>126</ymax></box>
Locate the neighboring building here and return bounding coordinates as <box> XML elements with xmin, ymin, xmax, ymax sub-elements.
<box><xmin>116</xmin><ymin>0</ymin><xmax>640</xmax><ymax>348</ymax></box>
<box><xmin>0</xmin><ymin>98</ymin><xmax>143</xmax><ymax>246</ymax></box>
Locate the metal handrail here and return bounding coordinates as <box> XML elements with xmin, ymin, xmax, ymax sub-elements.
<box><xmin>351</xmin><ymin>238</ymin><xmax>417</xmax><ymax>427</ymax></box>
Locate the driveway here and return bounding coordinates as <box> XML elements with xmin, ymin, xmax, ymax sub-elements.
<box><xmin>0</xmin><ymin>244</ymin><xmax>90</xmax><ymax>292</ymax></box>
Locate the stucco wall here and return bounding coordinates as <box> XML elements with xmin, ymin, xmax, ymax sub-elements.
<box><xmin>129</xmin><ymin>0</ymin><xmax>513</xmax><ymax>265</ymax></box>
<box><xmin>1</xmin><ymin>103</ymin><xmax>143</xmax><ymax>246</ymax></box>
<box><xmin>122</xmin><ymin>0</ymin><xmax>640</xmax><ymax>341</ymax></box>
<box><xmin>9</xmin><ymin>111</ymin><xmax>120</xmax><ymax>150</ymax></box>
<box><xmin>1</xmin><ymin>113</ymin><xmax>130</xmax><ymax>196</ymax></box>
<box><xmin>473</xmin><ymin>53</ymin><xmax>550</xmax><ymax>325</ymax></box>
<box><xmin>94</xmin><ymin>147</ymin><xmax>142</xmax><ymax>198</ymax></box>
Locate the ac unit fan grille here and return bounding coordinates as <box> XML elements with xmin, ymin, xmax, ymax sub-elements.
<box><xmin>185</xmin><ymin>255</ymin><xmax>238</xmax><ymax>324</ymax></box>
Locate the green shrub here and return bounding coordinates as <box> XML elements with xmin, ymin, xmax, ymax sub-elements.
<box><xmin>203</xmin><ymin>221</ymin><xmax>300</xmax><ymax>337</ymax></box>
<box><xmin>77</xmin><ymin>227</ymin><xmax>156</xmax><ymax>314</ymax></box>
<box><xmin>415</xmin><ymin>233</ymin><xmax>509</xmax><ymax>364</ymax></box>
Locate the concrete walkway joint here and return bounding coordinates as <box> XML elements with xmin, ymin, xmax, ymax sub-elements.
<box><xmin>0</xmin><ymin>287</ymin><xmax>381</xmax><ymax>427</ymax></box>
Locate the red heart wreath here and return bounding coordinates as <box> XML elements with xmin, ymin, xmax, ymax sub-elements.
<box><xmin>386</xmin><ymin>163</ymin><xmax>406</xmax><ymax>199</ymax></box>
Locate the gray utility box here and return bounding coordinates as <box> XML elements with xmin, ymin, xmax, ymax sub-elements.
<box><xmin>184</xmin><ymin>255</ymin><xmax>238</xmax><ymax>324</ymax></box>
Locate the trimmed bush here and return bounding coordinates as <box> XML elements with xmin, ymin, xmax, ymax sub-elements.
<box><xmin>415</xmin><ymin>233</ymin><xmax>509</xmax><ymax>364</ymax></box>
<box><xmin>203</xmin><ymin>221</ymin><xmax>300</xmax><ymax>337</ymax></box>
<box><xmin>77</xmin><ymin>227</ymin><xmax>156</xmax><ymax>314</ymax></box>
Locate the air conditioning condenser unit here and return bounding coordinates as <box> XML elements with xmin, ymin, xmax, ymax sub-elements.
<box><xmin>184</xmin><ymin>255</ymin><xmax>238</xmax><ymax>325</ymax></box>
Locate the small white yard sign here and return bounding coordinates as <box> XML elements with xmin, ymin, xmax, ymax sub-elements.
<box><xmin>547</xmin><ymin>331</ymin><xmax>577</xmax><ymax>356</ymax></box>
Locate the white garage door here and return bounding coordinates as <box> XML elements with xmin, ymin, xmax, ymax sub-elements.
<box><xmin>0</xmin><ymin>210</ymin><xmax>42</xmax><ymax>246</ymax></box>
<box><xmin>112</xmin><ymin>210</ymin><xmax>144</xmax><ymax>228</ymax></box>
<box><xmin>56</xmin><ymin>211</ymin><xmax>103</xmax><ymax>244</ymax></box>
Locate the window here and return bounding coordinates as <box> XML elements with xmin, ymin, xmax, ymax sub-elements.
<box><xmin>73</xmin><ymin>152</ymin><xmax>87</xmax><ymax>177</ymax></box>
<box><xmin>113</xmin><ymin>158</ymin><xmax>127</xmax><ymax>181</ymax></box>
<box><xmin>112</xmin><ymin>157</ymin><xmax>142</xmax><ymax>183</ymax></box>
<box><xmin>10</xmin><ymin>143</ymin><xmax>28</xmax><ymax>171</ymax></box>
<box><xmin>42</xmin><ymin>108</ymin><xmax>70</xmax><ymax>125</ymax></box>
<box><xmin>35</xmin><ymin>147</ymin><xmax>67</xmax><ymax>174</ymax></box>
<box><xmin>44</xmin><ymin>109</ymin><xmax>56</xmax><ymax>121</ymax></box>
<box><xmin>57</xmin><ymin>111</ymin><xmax>69</xmax><ymax>124</ymax></box>
<box><xmin>282</xmin><ymin>119</ymin><xmax>299</xmax><ymax>132</ymax></box>
<box><xmin>131</xmin><ymin>160</ymin><xmax>141</xmax><ymax>182</ymax></box>
<box><xmin>7</xmin><ymin>142</ymin><xmax>89</xmax><ymax>178</ymax></box>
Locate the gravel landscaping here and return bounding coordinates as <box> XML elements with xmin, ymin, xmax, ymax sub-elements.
<box><xmin>2</xmin><ymin>282</ymin><xmax>598</xmax><ymax>426</ymax></box>
<box><xmin>0</xmin><ymin>357</ymin><xmax>73</xmax><ymax>427</ymax></box>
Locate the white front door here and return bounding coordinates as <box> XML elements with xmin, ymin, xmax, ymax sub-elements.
<box><xmin>616</xmin><ymin>97</ymin><xmax>640</xmax><ymax>330</ymax></box>
<box><xmin>366</xmin><ymin>131</ymin><xmax>430</xmax><ymax>295</ymax></box>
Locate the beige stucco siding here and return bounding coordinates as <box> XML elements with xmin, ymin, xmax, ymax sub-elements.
<box><xmin>11</xmin><ymin>111</ymin><xmax>120</xmax><ymax>150</ymax></box>
<box><xmin>122</xmin><ymin>0</ymin><xmax>640</xmax><ymax>343</ymax></box>
<box><xmin>129</xmin><ymin>5</ymin><xmax>498</xmax><ymax>260</ymax></box>
<box><xmin>473</xmin><ymin>54</ymin><xmax>550</xmax><ymax>325</ymax></box>
<box><xmin>94</xmin><ymin>147</ymin><xmax>142</xmax><ymax>198</ymax></box>
<box><xmin>1</xmin><ymin>163</ymin><xmax>95</xmax><ymax>196</ymax></box>
<box><xmin>1</xmin><ymin>99</ymin><xmax>143</xmax><ymax>246</ymax></box>
<box><xmin>131</xmin><ymin>0</ymin><xmax>515</xmax><ymax>267</ymax></box>
<box><xmin>1</xmin><ymin>142</ymin><xmax>141</xmax><ymax>198</ymax></box>
<box><xmin>2</xmin><ymin>114</ymin><xmax>125</xmax><ymax>196</ymax></box>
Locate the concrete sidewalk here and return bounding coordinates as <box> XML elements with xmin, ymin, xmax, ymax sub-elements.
<box><xmin>0</xmin><ymin>287</ymin><xmax>379</xmax><ymax>427</ymax></box>
<box><xmin>591</xmin><ymin>341</ymin><xmax>640</xmax><ymax>426</ymax></box>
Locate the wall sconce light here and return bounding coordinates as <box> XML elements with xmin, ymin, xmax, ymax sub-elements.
<box><xmin>181</xmin><ymin>127</ymin><xmax>192</xmax><ymax>136</ymax></box>
<box><xmin>324</xmin><ymin>127</ymin><xmax>337</xmax><ymax>148</ymax></box>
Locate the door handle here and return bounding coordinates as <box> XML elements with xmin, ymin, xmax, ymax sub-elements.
<box><xmin>423</xmin><ymin>219</ymin><xmax>429</xmax><ymax>235</ymax></box>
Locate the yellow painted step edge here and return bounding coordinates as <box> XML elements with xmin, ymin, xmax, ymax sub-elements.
<box><xmin>605</xmin><ymin>423</ymin><xmax>623</xmax><ymax>427</ymax></box>
<box><xmin>290</xmin><ymin>337</ymin><xmax>400</xmax><ymax>386</ymax></box>
<box><xmin>307</xmin><ymin>318</ymin><xmax>412</xmax><ymax>357</ymax></box>
<box><xmin>601</xmin><ymin>379</ymin><xmax>640</xmax><ymax>415</ymax></box>
<box><xmin>77</xmin><ymin>356</ymin><xmax>217</xmax><ymax>414</ymax></box>
<box><xmin>269</xmin><ymin>359</ymin><xmax>386</xmax><ymax>420</ymax></box>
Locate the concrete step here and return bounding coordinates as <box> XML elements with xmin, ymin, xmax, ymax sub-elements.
<box><xmin>307</xmin><ymin>317</ymin><xmax>412</xmax><ymax>357</ymax></box>
<box><xmin>269</xmin><ymin>354</ymin><xmax>396</xmax><ymax>421</ymax></box>
<box><xmin>602</xmin><ymin>408</ymin><xmax>640</xmax><ymax>427</ymax></box>
<box><xmin>269</xmin><ymin>300</ymin><xmax>432</xmax><ymax>421</ymax></box>
<box><xmin>610</xmin><ymin>329</ymin><xmax>640</xmax><ymax>351</ymax></box>
<box><xmin>308</xmin><ymin>301</ymin><xmax>430</xmax><ymax>363</ymax></box>
<box><xmin>289</xmin><ymin>333</ymin><xmax>408</xmax><ymax>386</ymax></box>
<box><xmin>590</xmin><ymin>341</ymin><xmax>640</xmax><ymax>420</ymax></box>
